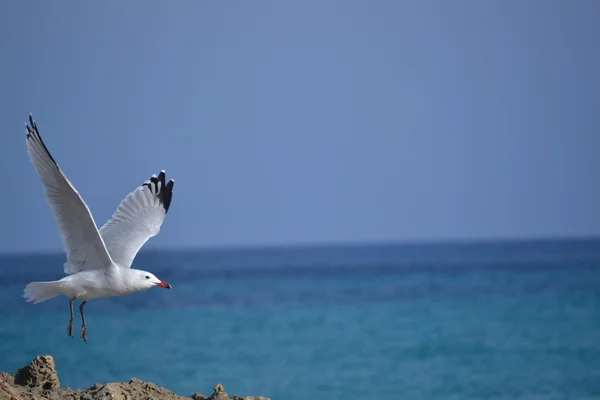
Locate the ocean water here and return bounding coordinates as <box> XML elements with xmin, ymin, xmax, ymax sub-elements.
<box><xmin>1</xmin><ymin>239</ymin><xmax>600</xmax><ymax>399</ymax></box>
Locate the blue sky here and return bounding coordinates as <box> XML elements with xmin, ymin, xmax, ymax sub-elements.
<box><xmin>1</xmin><ymin>1</ymin><xmax>599</xmax><ymax>253</ymax></box>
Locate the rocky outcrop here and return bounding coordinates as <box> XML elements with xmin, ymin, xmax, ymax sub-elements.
<box><xmin>0</xmin><ymin>356</ymin><xmax>269</xmax><ymax>400</ymax></box>
<box><xmin>13</xmin><ymin>356</ymin><xmax>60</xmax><ymax>392</ymax></box>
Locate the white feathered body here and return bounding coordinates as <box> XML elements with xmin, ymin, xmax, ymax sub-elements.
<box><xmin>24</xmin><ymin>267</ymin><xmax>160</xmax><ymax>303</ymax></box>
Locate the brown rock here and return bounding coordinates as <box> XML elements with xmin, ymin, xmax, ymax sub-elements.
<box><xmin>231</xmin><ymin>396</ymin><xmax>271</xmax><ymax>400</ymax></box>
<box><xmin>1</xmin><ymin>355</ymin><xmax>268</xmax><ymax>400</ymax></box>
<box><xmin>13</xmin><ymin>355</ymin><xmax>60</xmax><ymax>391</ymax></box>
<box><xmin>209</xmin><ymin>383</ymin><xmax>229</xmax><ymax>400</ymax></box>
<box><xmin>78</xmin><ymin>378</ymin><xmax>188</xmax><ymax>400</ymax></box>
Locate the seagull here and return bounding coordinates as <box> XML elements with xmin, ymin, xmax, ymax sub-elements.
<box><xmin>22</xmin><ymin>114</ymin><xmax>174</xmax><ymax>343</ymax></box>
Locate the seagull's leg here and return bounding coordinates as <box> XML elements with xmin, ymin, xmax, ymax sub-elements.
<box><xmin>79</xmin><ymin>301</ymin><xmax>88</xmax><ymax>343</ymax></box>
<box><xmin>68</xmin><ymin>297</ymin><xmax>75</xmax><ymax>338</ymax></box>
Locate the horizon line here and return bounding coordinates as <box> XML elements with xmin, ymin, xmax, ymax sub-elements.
<box><xmin>2</xmin><ymin>233</ymin><xmax>600</xmax><ymax>258</ymax></box>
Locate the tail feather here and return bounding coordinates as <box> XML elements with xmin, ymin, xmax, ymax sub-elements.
<box><xmin>24</xmin><ymin>281</ymin><xmax>61</xmax><ymax>304</ymax></box>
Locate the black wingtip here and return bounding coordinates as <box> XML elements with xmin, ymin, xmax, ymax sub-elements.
<box><xmin>142</xmin><ymin>170</ymin><xmax>174</xmax><ymax>213</ymax></box>
<box><xmin>24</xmin><ymin>114</ymin><xmax>59</xmax><ymax>170</ymax></box>
<box><xmin>27</xmin><ymin>114</ymin><xmax>37</xmax><ymax>135</ymax></box>
<box><xmin>164</xmin><ymin>179</ymin><xmax>174</xmax><ymax>213</ymax></box>
<box><xmin>158</xmin><ymin>170</ymin><xmax>166</xmax><ymax>191</ymax></box>
<box><xmin>25</xmin><ymin>114</ymin><xmax>34</xmax><ymax>138</ymax></box>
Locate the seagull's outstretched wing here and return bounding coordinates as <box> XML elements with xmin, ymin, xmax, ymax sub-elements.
<box><xmin>99</xmin><ymin>171</ymin><xmax>174</xmax><ymax>268</ymax></box>
<box><xmin>25</xmin><ymin>115</ymin><xmax>114</xmax><ymax>274</ymax></box>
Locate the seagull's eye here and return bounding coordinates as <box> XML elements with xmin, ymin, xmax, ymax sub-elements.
<box><xmin>145</xmin><ymin>276</ymin><xmax>150</xmax><ymax>279</ymax></box>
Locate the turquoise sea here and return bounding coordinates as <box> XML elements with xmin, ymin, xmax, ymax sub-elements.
<box><xmin>1</xmin><ymin>239</ymin><xmax>600</xmax><ymax>399</ymax></box>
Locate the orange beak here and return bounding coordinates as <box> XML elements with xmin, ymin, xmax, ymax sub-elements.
<box><xmin>155</xmin><ymin>281</ymin><xmax>172</xmax><ymax>290</ymax></box>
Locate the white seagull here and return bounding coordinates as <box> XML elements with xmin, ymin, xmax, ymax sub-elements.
<box><xmin>22</xmin><ymin>114</ymin><xmax>174</xmax><ymax>343</ymax></box>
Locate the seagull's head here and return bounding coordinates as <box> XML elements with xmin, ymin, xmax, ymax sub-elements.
<box><xmin>132</xmin><ymin>270</ymin><xmax>172</xmax><ymax>291</ymax></box>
